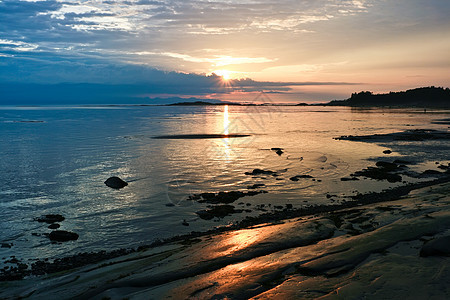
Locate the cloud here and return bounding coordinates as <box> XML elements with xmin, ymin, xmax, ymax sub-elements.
<box><xmin>0</xmin><ymin>54</ymin><xmax>360</xmax><ymax>104</ymax></box>
<box><xmin>1</xmin><ymin>0</ymin><xmax>449</xmax><ymax>102</ymax></box>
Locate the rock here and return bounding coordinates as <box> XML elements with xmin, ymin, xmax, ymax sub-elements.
<box><xmin>340</xmin><ymin>177</ymin><xmax>359</xmax><ymax>181</ymax></box>
<box><xmin>193</xmin><ymin>190</ymin><xmax>266</xmax><ymax>204</ymax></box>
<box><xmin>334</xmin><ymin>129</ymin><xmax>450</xmax><ymax>142</ymax></box>
<box><xmin>1</xmin><ymin>243</ymin><xmax>12</xmax><ymax>249</ymax></box>
<box><xmin>421</xmin><ymin>170</ymin><xmax>443</xmax><ymax>176</ymax></box>
<box><xmin>375</xmin><ymin>161</ymin><xmax>398</xmax><ymax>171</ymax></box>
<box><xmin>437</xmin><ymin>164</ymin><xmax>450</xmax><ymax>171</ymax></box>
<box><xmin>352</xmin><ymin>166</ymin><xmax>402</xmax><ymax>183</ymax></box>
<box><xmin>49</xmin><ymin>230</ymin><xmax>79</xmax><ymax>242</ymax></box>
<box><xmin>271</xmin><ymin>148</ymin><xmax>284</xmax><ymax>156</ymax></box>
<box><xmin>247</xmin><ymin>183</ymin><xmax>266</xmax><ymax>189</ymax></box>
<box><xmin>48</xmin><ymin>224</ymin><xmax>60</xmax><ymax>230</ymax></box>
<box><xmin>393</xmin><ymin>159</ymin><xmax>412</xmax><ymax>165</ymax></box>
<box><xmin>104</xmin><ymin>176</ymin><xmax>128</xmax><ymax>189</ymax></box>
<box><xmin>34</xmin><ymin>214</ymin><xmax>65</xmax><ymax>224</ymax></box>
<box><xmin>245</xmin><ymin>169</ymin><xmax>276</xmax><ymax>176</ymax></box>
<box><xmin>290</xmin><ymin>175</ymin><xmax>314</xmax><ymax>181</ymax></box>
<box><xmin>420</xmin><ymin>236</ymin><xmax>450</xmax><ymax>257</ymax></box>
<box><xmin>200</xmin><ymin>192</ymin><xmax>215</xmax><ymax>200</ymax></box>
<box><xmin>182</xmin><ymin>220</ymin><xmax>189</xmax><ymax>226</ymax></box>
<box><xmin>383</xmin><ymin>149</ymin><xmax>392</xmax><ymax>154</ymax></box>
<box><xmin>165</xmin><ymin>203</ymin><xmax>175</xmax><ymax>207</ymax></box>
<box><xmin>196</xmin><ymin>205</ymin><xmax>242</xmax><ymax>220</ymax></box>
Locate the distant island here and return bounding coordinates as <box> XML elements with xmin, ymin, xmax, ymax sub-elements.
<box><xmin>327</xmin><ymin>86</ymin><xmax>450</xmax><ymax>107</ymax></box>
<box><xmin>165</xmin><ymin>86</ymin><xmax>450</xmax><ymax>107</ymax></box>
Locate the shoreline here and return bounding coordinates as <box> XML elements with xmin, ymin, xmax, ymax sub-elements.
<box><xmin>1</xmin><ymin>173</ymin><xmax>449</xmax><ymax>283</ymax></box>
<box><xmin>2</xmin><ymin>178</ymin><xmax>449</xmax><ymax>299</ymax></box>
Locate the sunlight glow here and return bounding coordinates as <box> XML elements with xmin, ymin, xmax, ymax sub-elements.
<box><xmin>214</xmin><ymin>70</ymin><xmax>232</xmax><ymax>80</ymax></box>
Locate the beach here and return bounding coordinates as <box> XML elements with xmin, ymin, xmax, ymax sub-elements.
<box><xmin>1</xmin><ymin>179</ymin><xmax>449</xmax><ymax>299</ymax></box>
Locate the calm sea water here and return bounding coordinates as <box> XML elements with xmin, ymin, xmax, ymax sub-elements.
<box><xmin>0</xmin><ymin>105</ymin><xmax>449</xmax><ymax>263</ymax></box>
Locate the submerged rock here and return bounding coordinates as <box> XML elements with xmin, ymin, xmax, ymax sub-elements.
<box><xmin>48</xmin><ymin>224</ymin><xmax>60</xmax><ymax>230</ymax></box>
<box><xmin>34</xmin><ymin>214</ymin><xmax>65</xmax><ymax>224</ymax></box>
<box><xmin>49</xmin><ymin>230</ymin><xmax>79</xmax><ymax>242</ymax></box>
<box><xmin>104</xmin><ymin>177</ymin><xmax>128</xmax><ymax>189</ymax></box>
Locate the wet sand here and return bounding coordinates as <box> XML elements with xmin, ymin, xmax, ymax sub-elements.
<box><xmin>2</xmin><ymin>180</ymin><xmax>449</xmax><ymax>299</ymax></box>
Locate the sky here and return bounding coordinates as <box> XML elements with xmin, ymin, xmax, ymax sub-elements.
<box><xmin>1</xmin><ymin>0</ymin><xmax>449</xmax><ymax>104</ymax></box>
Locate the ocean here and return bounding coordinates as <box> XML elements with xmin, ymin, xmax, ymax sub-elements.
<box><xmin>0</xmin><ymin>105</ymin><xmax>449</xmax><ymax>265</ymax></box>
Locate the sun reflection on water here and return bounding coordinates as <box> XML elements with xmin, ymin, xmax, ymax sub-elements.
<box><xmin>222</xmin><ymin>105</ymin><xmax>232</xmax><ymax>161</ymax></box>
<box><xmin>223</xmin><ymin>105</ymin><xmax>230</xmax><ymax>135</ymax></box>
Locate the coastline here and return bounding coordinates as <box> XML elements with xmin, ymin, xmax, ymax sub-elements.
<box><xmin>1</xmin><ymin>179</ymin><xmax>449</xmax><ymax>299</ymax></box>
<box><xmin>1</xmin><ymin>172</ymin><xmax>449</xmax><ymax>283</ymax></box>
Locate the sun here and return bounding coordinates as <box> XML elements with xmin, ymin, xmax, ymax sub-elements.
<box><xmin>213</xmin><ymin>70</ymin><xmax>232</xmax><ymax>80</ymax></box>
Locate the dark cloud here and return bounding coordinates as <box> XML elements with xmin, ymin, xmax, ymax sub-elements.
<box><xmin>0</xmin><ymin>55</ymin><xmax>359</xmax><ymax>104</ymax></box>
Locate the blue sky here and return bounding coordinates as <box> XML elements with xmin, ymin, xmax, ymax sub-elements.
<box><xmin>1</xmin><ymin>0</ymin><xmax>449</xmax><ymax>104</ymax></box>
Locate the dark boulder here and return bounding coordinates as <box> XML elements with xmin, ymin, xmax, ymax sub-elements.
<box><xmin>49</xmin><ymin>230</ymin><xmax>79</xmax><ymax>242</ymax></box>
<box><xmin>105</xmin><ymin>176</ymin><xmax>128</xmax><ymax>189</ymax></box>
<box><xmin>34</xmin><ymin>214</ymin><xmax>65</xmax><ymax>224</ymax></box>
<box><xmin>383</xmin><ymin>149</ymin><xmax>392</xmax><ymax>154</ymax></box>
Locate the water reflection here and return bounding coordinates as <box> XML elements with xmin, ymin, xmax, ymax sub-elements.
<box><xmin>222</xmin><ymin>105</ymin><xmax>231</xmax><ymax>161</ymax></box>
<box><xmin>223</xmin><ymin>105</ymin><xmax>230</xmax><ymax>135</ymax></box>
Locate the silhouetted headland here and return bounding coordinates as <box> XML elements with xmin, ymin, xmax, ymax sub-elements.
<box><xmin>327</xmin><ymin>86</ymin><xmax>450</xmax><ymax>108</ymax></box>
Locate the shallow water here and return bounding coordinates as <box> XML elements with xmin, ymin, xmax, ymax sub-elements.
<box><xmin>0</xmin><ymin>105</ymin><xmax>449</xmax><ymax>263</ymax></box>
